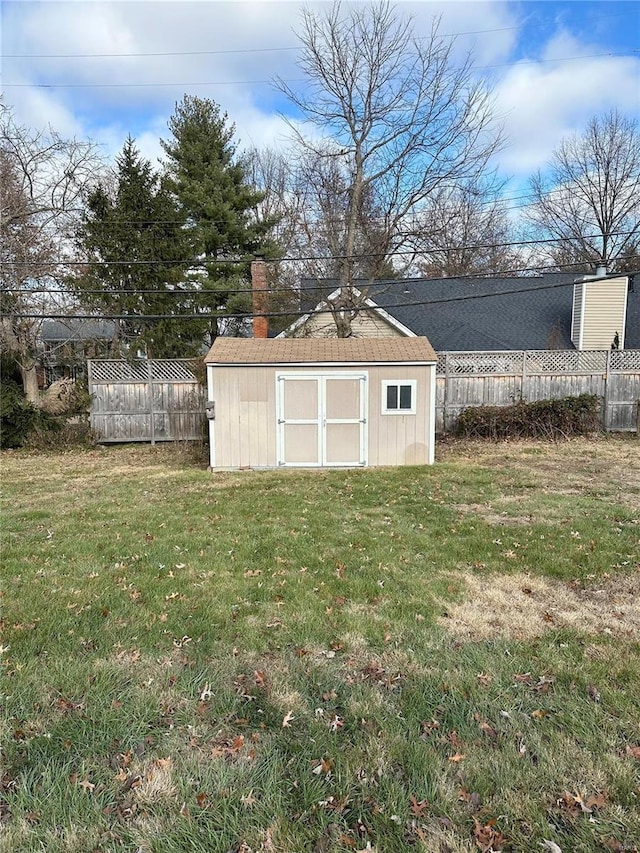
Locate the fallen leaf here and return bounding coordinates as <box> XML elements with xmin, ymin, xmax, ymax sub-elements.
<box><xmin>196</xmin><ymin>792</ymin><xmax>209</xmax><ymax>809</ymax></box>
<box><xmin>586</xmin><ymin>684</ymin><xmax>601</xmax><ymax>702</ymax></box>
<box><xmin>473</xmin><ymin>818</ymin><xmax>506</xmax><ymax>852</ymax></box>
<box><xmin>282</xmin><ymin>711</ymin><xmax>295</xmax><ymax>728</ymax></box>
<box><xmin>409</xmin><ymin>795</ymin><xmax>429</xmax><ymax>817</ymax></box>
<box><xmin>624</xmin><ymin>744</ymin><xmax>640</xmax><ymax>759</ymax></box>
<box><xmin>78</xmin><ymin>778</ymin><xmax>95</xmax><ymax>793</ymax></box>
<box><xmin>240</xmin><ymin>790</ymin><xmax>257</xmax><ymax>808</ymax></box>
<box><xmin>448</xmin><ymin>753</ymin><xmax>465</xmax><ymax>763</ymax></box>
<box><xmin>539</xmin><ymin>841</ymin><xmax>562</xmax><ymax>853</ymax></box>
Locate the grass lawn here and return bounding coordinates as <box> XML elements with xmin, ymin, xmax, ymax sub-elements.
<box><xmin>1</xmin><ymin>437</ymin><xmax>639</xmax><ymax>853</ymax></box>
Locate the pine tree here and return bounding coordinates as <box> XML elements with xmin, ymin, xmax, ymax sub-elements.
<box><xmin>75</xmin><ymin>138</ymin><xmax>199</xmax><ymax>357</ymax></box>
<box><xmin>161</xmin><ymin>95</ymin><xmax>278</xmax><ymax>340</ymax></box>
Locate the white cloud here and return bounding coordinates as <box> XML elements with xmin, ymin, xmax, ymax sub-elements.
<box><xmin>496</xmin><ymin>53</ymin><xmax>640</xmax><ymax>176</ymax></box>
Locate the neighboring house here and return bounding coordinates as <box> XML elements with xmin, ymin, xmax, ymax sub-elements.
<box><xmin>204</xmin><ymin>337</ymin><xmax>437</xmax><ymax>469</ymax></box>
<box><xmin>281</xmin><ymin>271</ymin><xmax>639</xmax><ymax>351</ymax></box>
<box><xmin>39</xmin><ymin>319</ymin><xmax>116</xmax><ymax>385</ymax></box>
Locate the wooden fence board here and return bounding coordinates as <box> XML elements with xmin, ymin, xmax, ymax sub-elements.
<box><xmin>436</xmin><ymin>350</ymin><xmax>639</xmax><ymax>433</ymax></box>
<box><xmin>88</xmin><ymin>359</ymin><xmax>206</xmax><ymax>443</ymax></box>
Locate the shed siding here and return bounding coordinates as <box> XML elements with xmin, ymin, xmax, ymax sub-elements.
<box><xmin>291</xmin><ymin>308</ymin><xmax>403</xmax><ymax>338</ymax></box>
<box><xmin>581</xmin><ymin>277</ymin><xmax>627</xmax><ymax>349</ymax></box>
<box><xmin>210</xmin><ymin>362</ymin><xmax>434</xmax><ymax>468</ymax></box>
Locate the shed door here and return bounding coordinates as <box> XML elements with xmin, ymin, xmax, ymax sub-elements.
<box><xmin>277</xmin><ymin>373</ymin><xmax>367</xmax><ymax>467</ymax></box>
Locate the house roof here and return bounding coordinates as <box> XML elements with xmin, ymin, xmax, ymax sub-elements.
<box><xmin>41</xmin><ymin>319</ymin><xmax>116</xmax><ymax>342</ymax></box>
<box><xmin>298</xmin><ymin>273</ymin><xmax>639</xmax><ymax>350</ymax></box>
<box><xmin>205</xmin><ymin>336</ymin><xmax>437</xmax><ymax>365</ymax></box>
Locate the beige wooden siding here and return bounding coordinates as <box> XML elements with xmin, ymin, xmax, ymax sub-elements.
<box><xmin>213</xmin><ymin>366</ymin><xmax>278</xmax><ymax>468</ymax></box>
<box><xmin>579</xmin><ymin>277</ymin><xmax>627</xmax><ymax>349</ymax></box>
<box><xmin>211</xmin><ymin>362</ymin><xmax>435</xmax><ymax>468</ymax></box>
<box><xmin>571</xmin><ymin>283</ymin><xmax>583</xmax><ymax>345</ymax></box>
<box><xmin>291</xmin><ymin>308</ymin><xmax>403</xmax><ymax>338</ymax></box>
<box><xmin>367</xmin><ymin>365</ymin><xmax>432</xmax><ymax>466</ymax></box>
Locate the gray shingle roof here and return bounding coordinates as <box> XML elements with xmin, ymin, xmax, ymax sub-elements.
<box><xmin>300</xmin><ymin>273</ymin><xmax>639</xmax><ymax>350</ymax></box>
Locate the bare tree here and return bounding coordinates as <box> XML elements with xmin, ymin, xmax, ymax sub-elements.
<box><xmin>276</xmin><ymin>1</ymin><xmax>502</xmax><ymax>335</ymax></box>
<box><xmin>526</xmin><ymin>110</ymin><xmax>640</xmax><ymax>272</ymax></box>
<box><xmin>0</xmin><ymin>107</ymin><xmax>102</xmax><ymax>402</ymax></box>
<box><xmin>413</xmin><ymin>182</ymin><xmax>519</xmax><ymax>277</ymax></box>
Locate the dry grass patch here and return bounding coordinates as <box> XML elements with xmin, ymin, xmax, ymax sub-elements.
<box><xmin>439</xmin><ymin>569</ymin><xmax>640</xmax><ymax>641</ymax></box>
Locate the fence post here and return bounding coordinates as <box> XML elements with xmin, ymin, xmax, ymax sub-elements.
<box><xmin>147</xmin><ymin>360</ymin><xmax>155</xmax><ymax>445</ymax></box>
<box><xmin>603</xmin><ymin>349</ymin><xmax>611</xmax><ymax>432</ymax></box>
<box><xmin>521</xmin><ymin>350</ymin><xmax>527</xmax><ymax>402</ymax></box>
<box><xmin>443</xmin><ymin>353</ymin><xmax>450</xmax><ymax>433</ymax></box>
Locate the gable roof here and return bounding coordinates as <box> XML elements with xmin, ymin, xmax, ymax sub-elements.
<box><xmin>295</xmin><ymin>273</ymin><xmax>639</xmax><ymax>351</ymax></box>
<box><xmin>205</xmin><ymin>336</ymin><xmax>437</xmax><ymax>365</ymax></box>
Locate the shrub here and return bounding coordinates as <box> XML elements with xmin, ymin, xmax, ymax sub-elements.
<box><xmin>455</xmin><ymin>394</ymin><xmax>601</xmax><ymax>440</ymax></box>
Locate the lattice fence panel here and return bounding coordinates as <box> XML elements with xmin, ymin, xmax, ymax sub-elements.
<box><xmin>88</xmin><ymin>360</ymin><xmax>149</xmax><ymax>383</ymax></box>
<box><xmin>524</xmin><ymin>350</ymin><xmax>607</xmax><ymax>374</ymax></box>
<box><xmin>611</xmin><ymin>349</ymin><xmax>640</xmax><ymax>371</ymax></box>
<box><xmin>440</xmin><ymin>351</ymin><xmax>524</xmax><ymax>375</ymax></box>
<box><xmin>150</xmin><ymin>360</ymin><xmax>201</xmax><ymax>382</ymax></box>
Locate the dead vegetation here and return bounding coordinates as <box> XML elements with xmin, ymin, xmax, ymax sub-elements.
<box><xmin>439</xmin><ymin>569</ymin><xmax>640</xmax><ymax>641</ymax></box>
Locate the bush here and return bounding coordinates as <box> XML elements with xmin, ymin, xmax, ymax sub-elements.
<box><xmin>455</xmin><ymin>394</ymin><xmax>601</xmax><ymax>440</ymax></box>
<box><xmin>1</xmin><ymin>354</ymin><xmax>95</xmax><ymax>450</ymax></box>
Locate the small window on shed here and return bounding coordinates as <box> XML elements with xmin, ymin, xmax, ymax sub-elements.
<box><xmin>382</xmin><ymin>380</ymin><xmax>416</xmax><ymax>414</ymax></box>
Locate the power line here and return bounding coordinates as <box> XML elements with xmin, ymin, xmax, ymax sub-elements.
<box><xmin>1</xmin><ymin>231</ymin><xmax>634</xmax><ymax>269</ymax></box>
<box><xmin>6</xmin><ymin>265</ymin><xmax>630</xmax><ymax>323</ymax></box>
<box><xmin>4</xmin><ymin>12</ymin><xmax>629</xmax><ymax>59</ymax></box>
<box><xmin>3</xmin><ymin>52</ymin><xmax>635</xmax><ymax>89</ymax></box>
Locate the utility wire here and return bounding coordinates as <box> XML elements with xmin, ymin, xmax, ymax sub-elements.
<box><xmin>7</xmin><ymin>266</ymin><xmax>632</xmax><ymax>322</ymax></box>
<box><xmin>4</xmin><ymin>12</ymin><xmax>629</xmax><ymax>59</ymax></box>
<box><xmin>3</xmin><ymin>52</ymin><xmax>635</xmax><ymax>88</ymax></box>
<box><xmin>1</xmin><ymin>231</ymin><xmax>634</xmax><ymax>269</ymax></box>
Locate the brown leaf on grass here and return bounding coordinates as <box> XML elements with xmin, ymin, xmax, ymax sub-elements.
<box><xmin>196</xmin><ymin>792</ymin><xmax>209</xmax><ymax>809</ymax></box>
<box><xmin>244</xmin><ymin>569</ymin><xmax>261</xmax><ymax>578</ymax></box>
<box><xmin>473</xmin><ymin>713</ymin><xmax>498</xmax><ymax>741</ymax></box>
<box><xmin>459</xmin><ymin>788</ymin><xmax>483</xmax><ymax>812</ymax></box>
<box><xmin>476</xmin><ymin>672</ymin><xmax>492</xmax><ymax>687</ymax></box>
<box><xmin>624</xmin><ymin>744</ymin><xmax>640</xmax><ymax>759</ymax></box>
<box><xmin>409</xmin><ymin>795</ymin><xmax>429</xmax><ymax>817</ymax></box>
<box><xmin>533</xmin><ymin>675</ymin><xmax>555</xmax><ymax>694</ymax></box>
<box><xmin>513</xmin><ymin>672</ymin><xmax>533</xmax><ymax>685</ymax></box>
<box><xmin>448</xmin><ymin>753</ymin><xmax>465</xmax><ymax>763</ymax></box>
<box><xmin>78</xmin><ymin>778</ymin><xmax>95</xmax><ymax>793</ymax></box>
<box><xmin>473</xmin><ymin>817</ymin><xmax>506</xmax><ymax>852</ymax></box>
<box><xmin>282</xmin><ymin>711</ymin><xmax>295</xmax><ymax>728</ymax></box>
<box><xmin>531</xmin><ymin>709</ymin><xmax>551</xmax><ymax>720</ymax></box>
<box><xmin>253</xmin><ymin>670</ymin><xmax>268</xmax><ymax>689</ymax></box>
<box><xmin>558</xmin><ymin>790</ymin><xmax>606</xmax><ymax>817</ymax></box>
<box><xmin>447</xmin><ymin>730</ymin><xmax>464</xmax><ymax>749</ymax></box>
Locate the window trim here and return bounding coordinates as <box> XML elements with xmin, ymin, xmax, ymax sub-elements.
<box><xmin>381</xmin><ymin>379</ymin><xmax>417</xmax><ymax>415</ymax></box>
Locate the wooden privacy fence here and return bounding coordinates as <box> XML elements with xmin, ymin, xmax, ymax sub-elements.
<box><xmin>436</xmin><ymin>349</ymin><xmax>640</xmax><ymax>433</ymax></box>
<box><xmin>87</xmin><ymin>359</ymin><xmax>206</xmax><ymax>443</ymax></box>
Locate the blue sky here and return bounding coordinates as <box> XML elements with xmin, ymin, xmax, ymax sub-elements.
<box><xmin>2</xmin><ymin>0</ymin><xmax>639</xmax><ymax>194</ymax></box>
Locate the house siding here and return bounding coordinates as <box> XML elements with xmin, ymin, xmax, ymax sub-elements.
<box><xmin>290</xmin><ymin>308</ymin><xmax>403</xmax><ymax>338</ymax></box>
<box><xmin>575</xmin><ymin>277</ymin><xmax>627</xmax><ymax>349</ymax></box>
<box><xmin>571</xmin><ymin>283</ymin><xmax>584</xmax><ymax>346</ymax></box>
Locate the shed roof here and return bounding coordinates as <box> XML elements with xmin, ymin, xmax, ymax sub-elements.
<box><xmin>205</xmin><ymin>336</ymin><xmax>437</xmax><ymax>365</ymax></box>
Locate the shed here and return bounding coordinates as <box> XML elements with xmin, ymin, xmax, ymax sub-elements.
<box><xmin>204</xmin><ymin>337</ymin><xmax>437</xmax><ymax>469</ymax></box>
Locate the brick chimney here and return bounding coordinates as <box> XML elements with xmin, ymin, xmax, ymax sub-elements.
<box><xmin>251</xmin><ymin>257</ymin><xmax>268</xmax><ymax>339</ymax></box>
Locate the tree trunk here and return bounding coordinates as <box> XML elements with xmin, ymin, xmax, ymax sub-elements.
<box><xmin>20</xmin><ymin>363</ymin><xmax>42</xmax><ymax>406</ymax></box>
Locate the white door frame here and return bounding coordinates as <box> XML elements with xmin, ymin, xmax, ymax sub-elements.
<box><xmin>276</xmin><ymin>371</ymin><xmax>368</xmax><ymax>467</ymax></box>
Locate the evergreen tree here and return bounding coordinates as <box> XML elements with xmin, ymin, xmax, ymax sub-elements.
<box><xmin>75</xmin><ymin>138</ymin><xmax>199</xmax><ymax>357</ymax></box>
<box><xmin>161</xmin><ymin>95</ymin><xmax>278</xmax><ymax>340</ymax></box>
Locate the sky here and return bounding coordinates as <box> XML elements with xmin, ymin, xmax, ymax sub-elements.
<box><xmin>2</xmin><ymin>0</ymin><xmax>639</xmax><ymax>198</ymax></box>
